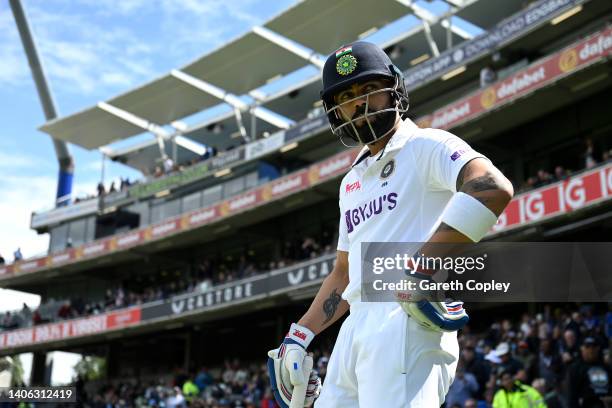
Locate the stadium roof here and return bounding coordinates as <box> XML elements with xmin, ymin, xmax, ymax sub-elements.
<box><xmin>39</xmin><ymin>0</ymin><xmax>410</xmax><ymax>149</ymax></box>
<box><xmin>39</xmin><ymin>0</ymin><xmax>496</xmax><ymax>171</ymax></box>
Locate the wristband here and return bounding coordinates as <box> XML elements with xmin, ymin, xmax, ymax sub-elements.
<box><xmin>286</xmin><ymin>323</ymin><xmax>315</xmax><ymax>349</ymax></box>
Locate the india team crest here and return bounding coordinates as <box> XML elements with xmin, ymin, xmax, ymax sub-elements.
<box><xmin>336</xmin><ymin>54</ymin><xmax>357</xmax><ymax>76</ymax></box>
<box><xmin>380</xmin><ymin>159</ymin><xmax>395</xmax><ymax>179</ymax></box>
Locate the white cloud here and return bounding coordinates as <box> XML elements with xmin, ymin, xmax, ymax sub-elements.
<box><xmin>0</xmin><ymin>174</ymin><xmax>54</xmax><ymax>261</ymax></box>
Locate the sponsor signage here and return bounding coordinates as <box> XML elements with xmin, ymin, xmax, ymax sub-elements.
<box><xmin>284</xmin><ymin>116</ymin><xmax>328</xmax><ymax>142</ymax></box>
<box><xmin>245</xmin><ymin>132</ymin><xmax>285</xmax><ymax>160</ymax></box>
<box><xmin>416</xmin><ymin>27</ymin><xmax>612</xmax><ymax>130</ymax></box>
<box><xmin>0</xmin><ymin>307</ymin><xmax>140</xmax><ymax>352</ymax></box>
<box><xmin>31</xmin><ymin>198</ymin><xmax>99</xmax><ymax>230</ymax></box>
<box><xmin>489</xmin><ymin>164</ymin><xmax>612</xmax><ymax>235</ymax></box>
<box><xmin>209</xmin><ymin>148</ymin><xmax>245</xmax><ymax>170</ymax></box>
<box><xmin>403</xmin><ymin>0</ymin><xmax>586</xmax><ymax>90</ymax></box>
<box><xmin>141</xmin><ymin>255</ymin><xmax>335</xmax><ymax>320</ymax></box>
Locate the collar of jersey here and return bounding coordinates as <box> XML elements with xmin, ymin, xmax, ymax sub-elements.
<box><xmin>351</xmin><ymin>118</ymin><xmax>419</xmax><ymax>168</ymax></box>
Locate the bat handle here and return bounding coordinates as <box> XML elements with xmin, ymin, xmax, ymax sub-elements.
<box><xmin>290</xmin><ymin>356</ymin><xmax>313</xmax><ymax>408</ymax></box>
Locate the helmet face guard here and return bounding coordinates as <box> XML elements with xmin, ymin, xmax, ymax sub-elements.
<box><xmin>322</xmin><ymin>69</ymin><xmax>409</xmax><ymax>146</ymax></box>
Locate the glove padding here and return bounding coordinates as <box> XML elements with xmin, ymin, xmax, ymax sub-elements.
<box><xmin>267</xmin><ymin>323</ymin><xmax>320</xmax><ymax>408</ymax></box>
<box><xmin>401</xmin><ymin>300</ymin><xmax>469</xmax><ymax>332</ymax></box>
<box><xmin>267</xmin><ymin>342</ymin><xmax>321</xmax><ymax>407</ymax></box>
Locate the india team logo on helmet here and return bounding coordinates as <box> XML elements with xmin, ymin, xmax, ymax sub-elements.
<box><xmin>336</xmin><ymin>47</ymin><xmax>358</xmax><ymax>76</ymax></box>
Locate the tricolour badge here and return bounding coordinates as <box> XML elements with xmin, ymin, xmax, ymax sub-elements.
<box><xmin>336</xmin><ymin>54</ymin><xmax>357</xmax><ymax>76</ymax></box>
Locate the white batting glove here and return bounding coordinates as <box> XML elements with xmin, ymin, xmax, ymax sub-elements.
<box><xmin>267</xmin><ymin>323</ymin><xmax>321</xmax><ymax>407</ymax></box>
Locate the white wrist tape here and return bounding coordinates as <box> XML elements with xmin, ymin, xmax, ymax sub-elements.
<box><xmin>287</xmin><ymin>323</ymin><xmax>315</xmax><ymax>349</ymax></box>
<box><xmin>441</xmin><ymin>192</ymin><xmax>498</xmax><ymax>242</ymax></box>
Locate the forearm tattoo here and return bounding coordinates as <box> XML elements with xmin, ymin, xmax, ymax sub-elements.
<box><xmin>322</xmin><ymin>289</ymin><xmax>342</xmax><ymax>324</ymax></box>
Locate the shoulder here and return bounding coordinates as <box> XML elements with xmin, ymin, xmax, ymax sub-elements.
<box><xmin>402</xmin><ymin>127</ymin><xmax>466</xmax><ymax>163</ymax></box>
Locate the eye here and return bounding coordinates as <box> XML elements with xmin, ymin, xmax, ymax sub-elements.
<box><xmin>338</xmin><ymin>92</ymin><xmax>352</xmax><ymax>102</ymax></box>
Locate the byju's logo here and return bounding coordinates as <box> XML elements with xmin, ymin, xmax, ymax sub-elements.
<box><xmin>345</xmin><ymin>192</ymin><xmax>398</xmax><ymax>233</ymax></box>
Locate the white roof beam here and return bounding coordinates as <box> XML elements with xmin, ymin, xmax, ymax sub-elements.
<box><xmin>170</xmin><ymin>69</ymin><xmax>294</xmax><ymax>130</ymax></box>
<box><xmin>174</xmin><ymin>135</ymin><xmax>207</xmax><ymax>156</ymax></box>
<box><xmin>396</xmin><ymin>0</ymin><xmax>474</xmax><ymax>42</ymax></box>
<box><xmin>97</xmin><ymin>101</ymin><xmax>169</xmax><ymax>138</ymax></box>
<box><xmin>252</xmin><ymin>26</ymin><xmax>325</xmax><ymax>69</ymax></box>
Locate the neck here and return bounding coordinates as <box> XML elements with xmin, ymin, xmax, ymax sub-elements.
<box><xmin>366</xmin><ymin>116</ymin><xmax>401</xmax><ymax>156</ymax></box>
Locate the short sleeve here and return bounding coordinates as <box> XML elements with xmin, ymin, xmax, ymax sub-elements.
<box><xmin>337</xmin><ymin>200</ymin><xmax>350</xmax><ymax>252</ymax></box>
<box><xmin>426</xmin><ymin>132</ymin><xmax>489</xmax><ymax>192</ymax></box>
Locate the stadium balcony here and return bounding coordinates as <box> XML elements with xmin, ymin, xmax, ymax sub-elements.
<box><xmin>28</xmin><ymin>0</ymin><xmax>612</xmax><ymax>236</ymax></box>
<box><xmin>4</xmin><ymin>24</ymin><xmax>611</xmax><ymax>285</ymax></box>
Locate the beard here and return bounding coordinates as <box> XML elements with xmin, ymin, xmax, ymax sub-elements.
<box><xmin>349</xmin><ymin>104</ymin><xmax>397</xmax><ymax>145</ymax></box>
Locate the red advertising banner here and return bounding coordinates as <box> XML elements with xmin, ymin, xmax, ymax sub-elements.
<box><xmin>491</xmin><ymin>164</ymin><xmax>612</xmax><ymax>235</ymax></box>
<box><xmin>417</xmin><ymin>27</ymin><xmax>612</xmax><ymax>130</ymax></box>
<box><xmin>0</xmin><ymin>307</ymin><xmax>141</xmax><ymax>351</ymax></box>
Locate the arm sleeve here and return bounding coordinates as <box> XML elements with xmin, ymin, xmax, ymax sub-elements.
<box><xmin>426</xmin><ymin>132</ymin><xmax>490</xmax><ymax>192</ymax></box>
<box><xmin>337</xmin><ymin>200</ymin><xmax>350</xmax><ymax>252</ymax></box>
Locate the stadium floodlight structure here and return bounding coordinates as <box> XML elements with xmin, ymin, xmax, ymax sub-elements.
<box><xmin>10</xmin><ymin>0</ymin><xmax>74</xmax><ymax>207</ymax></box>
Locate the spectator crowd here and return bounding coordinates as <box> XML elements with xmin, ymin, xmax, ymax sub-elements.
<box><xmin>73</xmin><ymin>303</ymin><xmax>612</xmax><ymax>408</ymax></box>
<box><xmin>0</xmin><ymin>234</ymin><xmax>334</xmax><ymax>334</ymax></box>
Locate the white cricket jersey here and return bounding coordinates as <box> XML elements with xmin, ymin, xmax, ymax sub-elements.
<box><xmin>337</xmin><ymin>118</ymin><xmax>489</xmax><ymax>304</ymax></box>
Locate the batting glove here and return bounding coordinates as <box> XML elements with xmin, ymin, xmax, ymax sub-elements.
<box><xmin>267</xmin><ymin>323</ymin><xmax>321</xmax><ymax>407</ymax></box>
<box><xmin>397</xmin><ymin>257</ymin><xmax>469</xmax><ymax>332</ymax></box>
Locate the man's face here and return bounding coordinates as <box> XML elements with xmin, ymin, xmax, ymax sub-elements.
<box><xmin>333</xmin><ymin>79</ymin><xmax>393</xmax><ymax>126</ymax></box>
<box><xmin>581</xmin><ymin>344</ymin><xmax>598</xmax><ymax>362</ymax></box>
<box><xmin>501</xmin><ymin>373</ymin><xmax>514</xmax><ymax>390</ymax></box>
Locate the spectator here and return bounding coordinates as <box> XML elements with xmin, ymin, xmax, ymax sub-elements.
<box><xmin>109</xmin><ymin>181</ymin><xmax>117</xmax><ymax>193</ymax></box>
<box><xmin>492</xmin><ymin>369</ymin><xmax>546</xmax><ymax>407</ymax></box>
<box><xmin>480</xmin><ymin>66</ymin><xmax>497</xmax><ymax>88</ymax></box>
<box><xmin>163</xmin><ymin>157</ymin><xmax>175</xmax><ymax>174</ymax></box>
<box><xmin>154</xmin><ymin>166</ymin><xmax>163</xmax><ymax>178</ymax></box>
<box><xmin>559</xmin><ymin>329</ymin><xmax>580</xmax><ymax>366</ymax></box>
<box><xmin>20</xmin><ymin>303</ymin><xmax>32</xmax><ymax>326</ymax></box>
<box><xmin>553</xmin><ymin>166</ymin><xmax>568</xmax><ymax>182</ymax></box>
<box><xmin>496</xmin><ymin>342</ymin><xmax>524</xmax><ymax>376</ymax></box>
<box><xmin>13</xmin><ymin>247</ymin><xmax>22</xmax><ymax>261</ymax></box>
<box><xmin>535</xmin><ymin>337</ymin><xmax>562</xmax><ymax>388</ymax></box>
<box><xmin>566</xmin><ymin>336</ymin><xmax>612</xmax><ymax>407</ymax></box>
<box><xmin>96</xmin><ymin>182</ymin><xmax>106</xmax><ymax>197</ymax></box>
<box><xmin>0</xmin><ymin>253</ymin><xmax>5</xmax><ymax>265</ymax></box>
<box><xmin>182</xmin><ymin>374</ymin><xmax>200</xmax><ymax>403</ymax></box>
<box><xmin>445</xmin><ymin>363</ymin><xmax>479</xmax><ymax>407</ymax></box>
<box><xmin>534</xmin><ymin>169</ymin><xmax>552</xmax><ymax>187</ymax></box>
<box><xmin>165</xmin><ymin>386</ymin><xmax>187</xmax><ymax>408</ymax></box>
<box><xmin>584</xmin><ymin>138</ymin><xmax>598</xmax><ymax>169</ymax></box>
<box><xmin>462</xmin><ymin>344</ymin><xmax>490</xmax><ymax>399</ymax></box>
<box><xmin>57</xmin><ymin>300</ymin><xmax>73</xmax><ymax>319</ymax></box>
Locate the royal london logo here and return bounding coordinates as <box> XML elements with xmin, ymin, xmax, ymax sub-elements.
<box><xmin>345</xmin><ymin>192</ymin><xmax>398</xmax><ymax>233</ymax></box>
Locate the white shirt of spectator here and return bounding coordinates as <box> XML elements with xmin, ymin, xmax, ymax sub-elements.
<box><xmin>163</xmin><ymin>157</ymin><xmax>175</xmax><ymax>173</ymax></box>
<box><xmin>337</xmin><ymin>118</ymin><xmax>488</xmax><ymax>304</ymax></box>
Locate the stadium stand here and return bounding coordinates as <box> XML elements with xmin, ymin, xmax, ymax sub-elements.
<box><xmin>2</xmin><ymin>0</ymin><xmax>612</xmax><ymax>407</ymax></box>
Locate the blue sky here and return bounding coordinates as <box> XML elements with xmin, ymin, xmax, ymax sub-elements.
<box><xmin>0</xmin><ymin>0</ymin><xmax>299</xmax><ymax>263</ymax></box>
